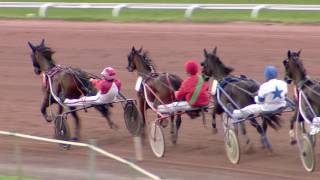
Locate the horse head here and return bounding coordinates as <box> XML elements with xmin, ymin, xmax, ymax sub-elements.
<box><xmin>28</xmin><ymin>39</ymin><xmax>55</xmax><ymax>75</ymax></box>
<box><xmin>201</xmin><ymin>46</ymin><xmax>233</xmax><ymax>80</ymax></box>
<box><xmin>282</xmin><ymin>50</ymin><xmax>306</xmax><ymax>84</ymax></box>
<box><xmin>127</xmin><ymin>46</ymin><xmax>155</xmax><ymax>74</ymax></box>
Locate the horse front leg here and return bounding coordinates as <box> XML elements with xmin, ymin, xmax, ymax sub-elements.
<box><xmin>95</xmin><ymin>105</ymin><xmax>118</xmax><ymax>130</ymax></box>
<box><xmin>40</xmin><ymin>91</ymin><xmax>54</xmax><ymax>123</ymax></box>
<box><xmin>289</xmin><ymin>110</ymin><xmax>298</xmax><ymax>145</ymax></box>
<box><xmin>69</xmin><ymin>107</ymin><xmax>81</xmax><ymax>141</ymax></box>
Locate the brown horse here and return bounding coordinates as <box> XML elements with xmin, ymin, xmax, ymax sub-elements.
<box><xmin>283</xmin><ymin>50</ymin><xmax>320</xmax><ymax>144</ymax></box>
<box><xmin>127</xmin><ymin>46</ymin><xmax>183</xmax><ymax>143</ymax></box>
<box><xmin>201</xmin><ymin>47</ymin><xmax>281</xmax><ymax>151</ymax></box>
<box><xmin>28</xmin><ymin>39</ymin><xmax>117</xmax><ymax>141</ymax></box>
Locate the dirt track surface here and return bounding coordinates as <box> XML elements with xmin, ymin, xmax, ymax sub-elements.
<box><xmin>1</xmin><ymin>20</ymin><xmax>320</xmax><ymax>180</ymax></box>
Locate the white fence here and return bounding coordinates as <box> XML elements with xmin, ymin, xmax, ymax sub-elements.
<box><xmin>1</xmin><ymin>2</ymin><xmax>320</xmax><ymax>18</ymax></box>
<box><xmin>0</xmin><ymin>130</ymin><xmax>161</xmax><ymax>180</ymax></box>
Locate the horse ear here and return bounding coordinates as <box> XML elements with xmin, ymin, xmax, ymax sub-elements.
<box><xmin>297</xmin><ymin>49</ymin><xmax>302</xmax><ymax>57</ymax></box>
<box><xmin>287</xmin><ymin>50</ymin><xmax>292</xmax><ymax>58</ymax></box>
<box><xmin>213</xmin><ymin>46</ymin><xmax>217</xmax><ymax>55</ymax></box>
<box><xmin>203</xmin><ymin>48</ymin><xmax>208</xmax><ymax>57</ymax></box>
<box><xmin>28</xmin><ymin>41</ymin><xmax>36</xmax><ymax>52</ymax></box>
<box><xmin>138</xmin><ymin>47</ymin><xmax>143</xmax><ymax>53</ymax></box>
<box><xmin>40</xmin><ymin>39</ymin><xmax>45</xmax><ymax>47</ymax></box>
<box><xmin>132</xmin><ymin>46</ymin><xmax>136</xmax><ymax>52</ymax></box>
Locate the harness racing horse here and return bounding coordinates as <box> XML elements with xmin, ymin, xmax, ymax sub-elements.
<box><xmin>283</xmin><ymin>50</ymin><xmax>320</xmax><ymax>144</ymax></box>
<box><xmin>127</xmin><ymin>46</ymin><xmax>183</xmax><ymax>143</ymax></box>
<box><xmin>28</xmin><ymin>39</ymin><xmax>118</xmax><ymax>141</ymax></box>
<box><xmin>201</xmin><ymin>47</ymin><xmax>281</xmax><ymax>151</ymax></box>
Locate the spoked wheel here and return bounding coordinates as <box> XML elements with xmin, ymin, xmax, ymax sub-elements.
<box><xmin>124</xmin><ymin>101</ymin><xmax>144</xmax><ymax>136</ymax></box>
<box><xmin>299</xmin><ymin>134</ymin><xmax>316</xmax><ymax>172</ymax></box>
<box><xmin>222</xmin><ymin>113</ymin><xmax>240</xmax><ymax>164</ymax></box>
<box><xmin>149</xmin><ymin>121</ymin><xmax>165</xmax><ymax>158</ymax></box>
<box><xmin>54</xmin><ymin>115</ymin><xmax>71</xmax><ymax>149</ymax></box>
<box><xmin>296</xmin><ymin>121</ymin><xmax>316</xmax><ymax>172</ymax></box>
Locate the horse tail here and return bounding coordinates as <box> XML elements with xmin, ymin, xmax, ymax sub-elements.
<box><xmin>263</xmin><ymin>114</ymin><xmax>282</xmax><ymax>130</ymax></box>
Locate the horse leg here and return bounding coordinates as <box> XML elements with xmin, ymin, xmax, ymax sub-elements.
<box><xmin>289</xmin><ymin>111</ymin><xmax>298</xmax><ymax>145</ymax></box>
<box><xmin>40</xmin><ymin>92</ymin><xmax>53</xmax><ymax>123</ymax></box>
<box><xmin>211</xmin><ymin>111</ymin><xmax>218</xmax><ymax>134</ymax></box>
<box><xmin>170</xmin><ymin>115</ymin><xmax>179</xmax><ymax>145</ymax></box>
<box><xmin>253</xmin><ymin>117</ymin><xmax>272</xmax><ymax>152</ymax></box>
<box><xmin>95</xmin><ymin>105</ymin><xmax>118</xmax><ymax>130</ymax></box>
<box><xmin>69</xmin><ymin>107</ymin><xmax>81</xmax><ymax>141</ymax></box>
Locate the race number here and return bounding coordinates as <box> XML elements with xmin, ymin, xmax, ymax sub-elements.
<box><xmin>211</xmin><ymin>80</ymin><xmax>218</xmax><ymax>95</ymax></box>
<box><xmin>135</xmin><ymin>76</ymin><xmax>143</xmax><ymax>92</ymax></box>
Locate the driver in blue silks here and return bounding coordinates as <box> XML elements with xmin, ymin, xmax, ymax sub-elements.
<box><xmin>232</xmin><ymin>66</ymin><xmax>288</xmax><ymax>119</ymax></box>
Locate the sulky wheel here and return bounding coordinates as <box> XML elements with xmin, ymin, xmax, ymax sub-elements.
<box><xmin>149</xmin><ymin>121</ymin><xmax>165</xmax><ymax>158</ymax></box>
<box><xmin>224</xmin><ymin>128</ymin><xmax>240</xmax><ymax>164</ymax></box>
<box><xmin>299</xmin><ymin>133</ymin><xmax>316</xmax><ymax>172</ymax></box>
<box><xmin>123</xmin><ymin>101</ymin><xmax>144</xmax><ymax>136</ymax></box>
<box><xmin>222</xmin><ymin>113</ymin><xmax>240</xmax><ymax>164</ymax></box>
<box><xmin>54</xmin><ymin>115</ymin><xmax>71</xmax><ymax>149</ymax></box>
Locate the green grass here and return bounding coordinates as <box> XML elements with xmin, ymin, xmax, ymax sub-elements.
<box><xmin>0</xmin><ymin>176</ymin><xmax>36</xmax><ymax>180</ymax></box>
<box><xmin>1</xmin><ymin>8</ymin><xmax>320</xmax><ymax>24</ymax></box>
<box><xmin>0</xmin><ymin>0</ymin><xmax>320</xmax><ymax>4</ymax></box>
<box><xmin>0</xmin><ymin>0</ymin><xmax>320</xmax><ymax>23</ymax></box>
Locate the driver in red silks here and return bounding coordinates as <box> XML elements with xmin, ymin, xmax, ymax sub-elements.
<box><xmin>157</xmin><ymin>60</ymin><xmax>209</xmax><ymax>114</ymax></box>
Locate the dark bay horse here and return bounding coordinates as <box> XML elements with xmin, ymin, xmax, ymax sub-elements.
<box><xmin>28</xmin><ymin>39</ymin><xmax>117</xmax><ymax>140</ymax></box>
<box><xmin>201</xmin><ymin>47</ymin><xmax>281</xmax><ymax>151</ymax></box>
<box><xmin>283</xmin><ymin>50</ymin><xmax>320</xmax><ymax>144</ymax></box>
<box><xmin>127</xmin><ymin>46</ymin><xmax>183</xmax><ymax>142</ymax></box>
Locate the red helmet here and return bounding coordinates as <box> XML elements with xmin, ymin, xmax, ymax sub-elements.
<box><xmin>101</xmin><ymin>67</ymin><xmax>116</xmax><ymax>80</ymax></box>
<box><xmin>184</xmin><ymin>60</ymin><xmax>198</xmax><ymax>75</ymax></box>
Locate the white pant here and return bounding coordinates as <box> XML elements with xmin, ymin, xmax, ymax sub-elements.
<box><xmin>233</xmin><ymin>102</ymin><xmax>286</xmax><ymax>119</ymax></box>
<box><xmin>64</xmin><ymin>83</ymin><xmax>118</xmax><ymax>107</ymax></box>
<box><xmin>157</xmin><ymin>101</ymin><xmax>191</xmax><ymax>114</ymax></box>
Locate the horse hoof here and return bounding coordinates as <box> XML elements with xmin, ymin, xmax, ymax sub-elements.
<box><xmin>212</xmin><ymin>128</ymin><xmax>218</xmax><ymax>135</ymax></box>
<box><xmin>244</xmin><ymin>143</ymin><xmax>254</xmax><ymax>154</ymax></box>
<box><xmin>111</xmin><ymin>123</ymin><xmax>119</xmax><ymax>130</ymax></box>
<box><xmin>71</xmin><ymin>137</ymin><xmax>79</xmax><ymax>142</ymax></box>
<box><xmin>45</xmin><ymin>116</ymin><xmax>54</xmax><ymax>123</ymax></box>
<box><xmin>290</xmin><ymin>140</ymin><xmax>297</xmax><ymax>145</ymax></box>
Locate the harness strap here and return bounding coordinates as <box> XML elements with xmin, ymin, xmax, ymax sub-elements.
<box><xmin>189</xmin><ymin>76</ymin><xmax>204</xmax><ymax>106</ymax></box>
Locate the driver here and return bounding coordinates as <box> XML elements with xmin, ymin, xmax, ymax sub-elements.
<box><xmin>232</xmin><ymin>66</ymin><xmax>288</xmax><ymax>119</ymax></box>
<box><xmin>157</xmin><ymin>60</ymin><xmax>209</xmax><ymax>114</ymax></box>
<box><xmin>64</xmin><ymin>67</ymin><xmax>121</xmax><ymax>107</ymax></box>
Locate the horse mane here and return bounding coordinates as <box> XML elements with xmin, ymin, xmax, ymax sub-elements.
<box><xmin>36</xmin><ymin>46</ymin><xmax>56</xmax><ymax>65</ymax></box>
<box><xmin>210</xmin><ymin>54</ymin><xmax>234</xmax><ymax>76</ymax></box>
<box><xmin>141</xmin><ymin>50</ymin><xmax>156</xmax><ymax>72</ymax></box>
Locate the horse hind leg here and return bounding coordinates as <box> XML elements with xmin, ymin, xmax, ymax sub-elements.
<box><xmin>211</xmin><ymin>112</ymin><xmax>218</xmax><ymax>134</ymax></box>
<box><xmin>95</xmin><ymin>105</ymin><xmax>118</xmax><ymax>130</ymax></box>
<box><xmin>255</xmin><ymin>117</ymin><xmax>273</xmax><ymax>152</ymax></box>
<box><xmin>69</xmin><ymin>107</ymin><xmax>81</xmax><ymax>141</ymax></box>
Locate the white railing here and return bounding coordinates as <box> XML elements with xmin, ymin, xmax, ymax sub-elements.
<box><xmin>0</xmin><ymin>130</ymin><xmax>161</xmax><ymax>180</ymax></box>
<box><xmin>0</xmin><ymin>2</ymin><xmax>320</xmax><ymax>18</ymax></box>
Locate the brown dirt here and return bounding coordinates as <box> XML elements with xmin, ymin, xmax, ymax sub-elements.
<box><xmin>0</xmin><ymin>20</ymin><xmax>320</xmax><ymax>180</ymax></box>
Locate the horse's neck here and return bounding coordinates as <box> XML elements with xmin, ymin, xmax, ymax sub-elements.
<box><xmin>137</xmin><ymin>63</ymin><xmax>155</xmax><ymax>77</ymax></box>
<box><xmin>214</xmin><ymin>71</ymin><xmax>230</xmax><ymax>81</ymax></box>
<box><xmin>293</xmin><ymin>71</ymin><xmax>307</xmax><ymax>87</ymax></box>
<box><xmin>41</xmin><ymin>58</ymin><xmax>56</xmax><ymax>72</ymax></box>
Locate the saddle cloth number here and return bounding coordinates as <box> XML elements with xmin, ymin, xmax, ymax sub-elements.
<box><xmin>135</xmin><ymin>76</ymin><xmax>143</xmax><ymax>92</ymax></box>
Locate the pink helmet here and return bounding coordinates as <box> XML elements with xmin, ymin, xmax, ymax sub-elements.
<box><xmin>101</xmin><ymin>67</ymin><xmax>116</xmax><ymax>80</ymax></box>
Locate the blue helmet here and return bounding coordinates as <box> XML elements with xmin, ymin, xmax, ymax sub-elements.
<box><xmin>264</xmin><ymin>66</ymin><xmax>278</xmax><ymax>80</ymax></box>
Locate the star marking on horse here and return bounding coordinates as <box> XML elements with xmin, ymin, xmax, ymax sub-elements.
<box><xmin>272</xmin><ymin>86</ymin><xmax>283</xmax><ymax>99</ymax></box>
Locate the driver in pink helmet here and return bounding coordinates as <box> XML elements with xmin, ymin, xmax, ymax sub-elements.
<box><xmin>64</xmin><ymin>67</ymin><xmax>121</xmax><ymax>107</ymax></box>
